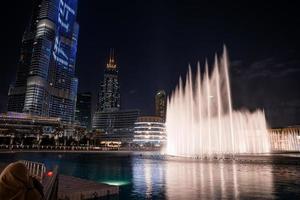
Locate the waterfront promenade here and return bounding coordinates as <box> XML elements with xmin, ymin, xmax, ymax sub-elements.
<box><xmin>0</xmin><ymin>144</ymin><xmax>159</xmax><ymax>152</ymax></box>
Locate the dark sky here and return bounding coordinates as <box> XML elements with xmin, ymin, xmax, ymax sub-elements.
<box><xmin>1</xmin><ymin>0</ymin><xmax>300</xmax><ymax>127</ymax></box>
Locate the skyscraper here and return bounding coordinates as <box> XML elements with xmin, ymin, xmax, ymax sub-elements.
<box><xmin>8</xmin><ymin>0</ymin><xmax>79</xmax><ymax>123</ymax></box>
<box><xmin>92</xmin><ymin>50</ymin><xmax>140</xmax><ymax>135</ymax></box>
<box><xmin>7</xmin><ymin>0</ymin><xmax>42</xmax><ymax>113</ymax></box>
<box><xmin>75</xmin><ymin>92</ymin><xmax>92</xmax><ymax>130</ymax></box>
<box><xmin>155</xmin><ymin>90</ymin><xmax>167</xmax><ymax>121</ymax></box>
<box><xmin>97</xmin><ymin>49</ymin><xmax>120</xmax><ymax>112</ymax></box>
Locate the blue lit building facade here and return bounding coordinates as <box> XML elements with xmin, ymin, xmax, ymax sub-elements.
<box><xmin>7</xmin><ymin>0</ymin><xmax>42</xmax><ymax>113</ymax></box>
<box><xmin>8</xmin><ymin>0</ymin><xmax>79</xmax><ymax>123</ymax></box>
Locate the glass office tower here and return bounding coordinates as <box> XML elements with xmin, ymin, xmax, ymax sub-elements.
<box><xmin>155</xmin><ymin>90</ymin><xmax>167</xmax><ymax>121</ymax></box>
<box><xmin>75</xmin><ymin>92</ymin><xmax>92</xmax><ymax>130</ymax></box>
<box><xmin>8</xmin><ymin>0</ymin><xmax>79</xmax><ymax>123</ymax></box>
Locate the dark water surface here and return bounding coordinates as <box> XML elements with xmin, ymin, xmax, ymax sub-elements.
<box><xmin>0</xmin><ymin>152</ymin><xmax>299</xmax><ymax>199</ymax></box>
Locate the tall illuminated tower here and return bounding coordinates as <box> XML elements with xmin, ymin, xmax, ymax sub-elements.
<box><xmin>8</xmin><ymin>0</ymin><xmax>79</xmax><ymax>123</ymax></box>
<box><xmin>7</xmin><ymin>0</ymin><xmax>42</xmax><ymax>113</ymax></box>
<box><xmin>93</xmin><ymin>50</ymin><xmax>139</xmax><ymax>134</ymax></box>
<box><xmin>155</xmin><ymin>90</ymin><xmax>167</xmax><ymax>121</ymax></box>
<box><xmin>97</xmin><ymin>49</ymin><xmax>120</xmax><ymax>112</ymax></box>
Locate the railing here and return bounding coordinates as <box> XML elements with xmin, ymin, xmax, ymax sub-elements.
<box><xmin>43</xmin><ymin>165</ymin><xmax>59</xmax><ymax>200</ymax></box>
<box><xmin>19</xmin><ymin>160</ymin><xmax>46</xmax><ymax>182</ymax></box>
<box><xmin>19</xmin><ymin>160</ymin><xmax>59</xmax><ymax>200</ymax></box>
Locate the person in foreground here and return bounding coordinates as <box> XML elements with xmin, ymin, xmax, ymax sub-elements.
<box><xmin>0</xmin><ymin>162</ymin><xmax>43</xmax><ymax>200</ymax></box>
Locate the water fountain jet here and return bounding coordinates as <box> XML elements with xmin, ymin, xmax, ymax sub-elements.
<box><xmin>166</xmin><ymin>47</ymin><xmax>270</xmax><ymax>157</ymax></box>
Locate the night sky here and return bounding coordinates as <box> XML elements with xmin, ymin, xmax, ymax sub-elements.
<box><xmin>1</xmin><ymin>0</ymin><xmax>300</xmax><ymax>127</ymax></box>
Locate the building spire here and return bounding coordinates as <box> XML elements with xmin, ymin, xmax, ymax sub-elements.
<box><xmin>107</xmin><ymin>48</ymin><xmax>117</xmax><ymax>69</ymax></box>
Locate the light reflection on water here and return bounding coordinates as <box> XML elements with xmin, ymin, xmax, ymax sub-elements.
<box><xmin>164</xmin><ymin>161</ymin><xmax>274</xmax><ymax>199</ymax></box>
<box><xmin>0</xmin><ymin>152</ymin><xmax>300</xmax><ymax>199</ymax></box>
<box><xmin>132</xmin><ymin>158</ymin><xmax>165</xmax><ymax>199</ymax></box>
<box><xmin>131</xmin><ymin>156</ymin><xmax>276</xmax><ymax>199</ymax></box>
<box><xmin>131</xmin><ymin>155</ymin><xmax>300</xmax><ymax>199</ymax></box>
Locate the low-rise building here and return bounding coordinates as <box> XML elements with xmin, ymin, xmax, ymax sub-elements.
<box><xmin>133</xmin><ymin>116</ymin><xmax>166</xmax><ymax>147</ymax></box>
<box><xmin>92</xmin><ymin>109</ymin><xmax>140</xmax><ymax>133</ymax></box>
<box><xmin>0</xmin><ymin>112</ymin><xmax>61</xmax><ymax>135</ymax></box>
<box><xmin>92</xmin><ymin>109</ymin><xmax>140</xmax><ymax>145</ymax></box>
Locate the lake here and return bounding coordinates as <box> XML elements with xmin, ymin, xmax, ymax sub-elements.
<box><xmin>0</xmin><ymin>152</ymin><xmax>299</xmax><ymax>199</ymax></box>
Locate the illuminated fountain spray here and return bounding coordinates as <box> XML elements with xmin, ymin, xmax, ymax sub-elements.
<box><xmin>166</xmin><ymin>47</ymin><xmax>271</xmax><ymax>157</ymax></box>
<box><xmin>269</xmin><ymin>128</ymin><xmax>300</xmax><ymax>151</ymax></box>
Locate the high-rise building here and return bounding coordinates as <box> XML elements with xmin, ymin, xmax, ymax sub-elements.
<box><xmin>97</xmin><ymin>49</ymin><xmax>120</xmax><ymax>112</ymax></box>
<box><xmin>93</xmin><ymin>50</ymin><xmax>139</xmax><ymax>136</ymax></box>
<box><xmin>155</xmin><ymin>90</ymin><xmax>167</xmax><ymax>121</ymax></box>
<box><xmin>75</xmin><ymin>92</ymin><xmax>92</xmax><ymax>130</ymax></box>
<box><xmin>8</xmin><ymin>0</ymin><xmax>79</xmax><ymax>123</ymax></box>
<box><xmin>7</xmin><ymin>0</ymin><xmax>42</xmax><ymax>113</ymax></box>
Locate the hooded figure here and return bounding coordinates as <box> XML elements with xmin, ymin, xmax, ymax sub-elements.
<box><xmin>0</xmin><ymin>162</ymin><xmax>43</xmax><ymax>200</ymax></box>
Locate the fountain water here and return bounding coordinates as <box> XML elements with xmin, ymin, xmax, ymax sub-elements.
<box><xmin>269</xmin><ymin>127</ymin><xmax>300</xmax><ymax>151</ymax></box>
<box><xmin>166</xmin><ymin>47</ymin><xmax>271</xmax><ymax>157</ymax></box>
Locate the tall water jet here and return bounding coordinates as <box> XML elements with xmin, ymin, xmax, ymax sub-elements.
<box><xmin>166</xmin><ymin>47</ymin><xmax>270</xmax><ymax>157</ymax></box>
